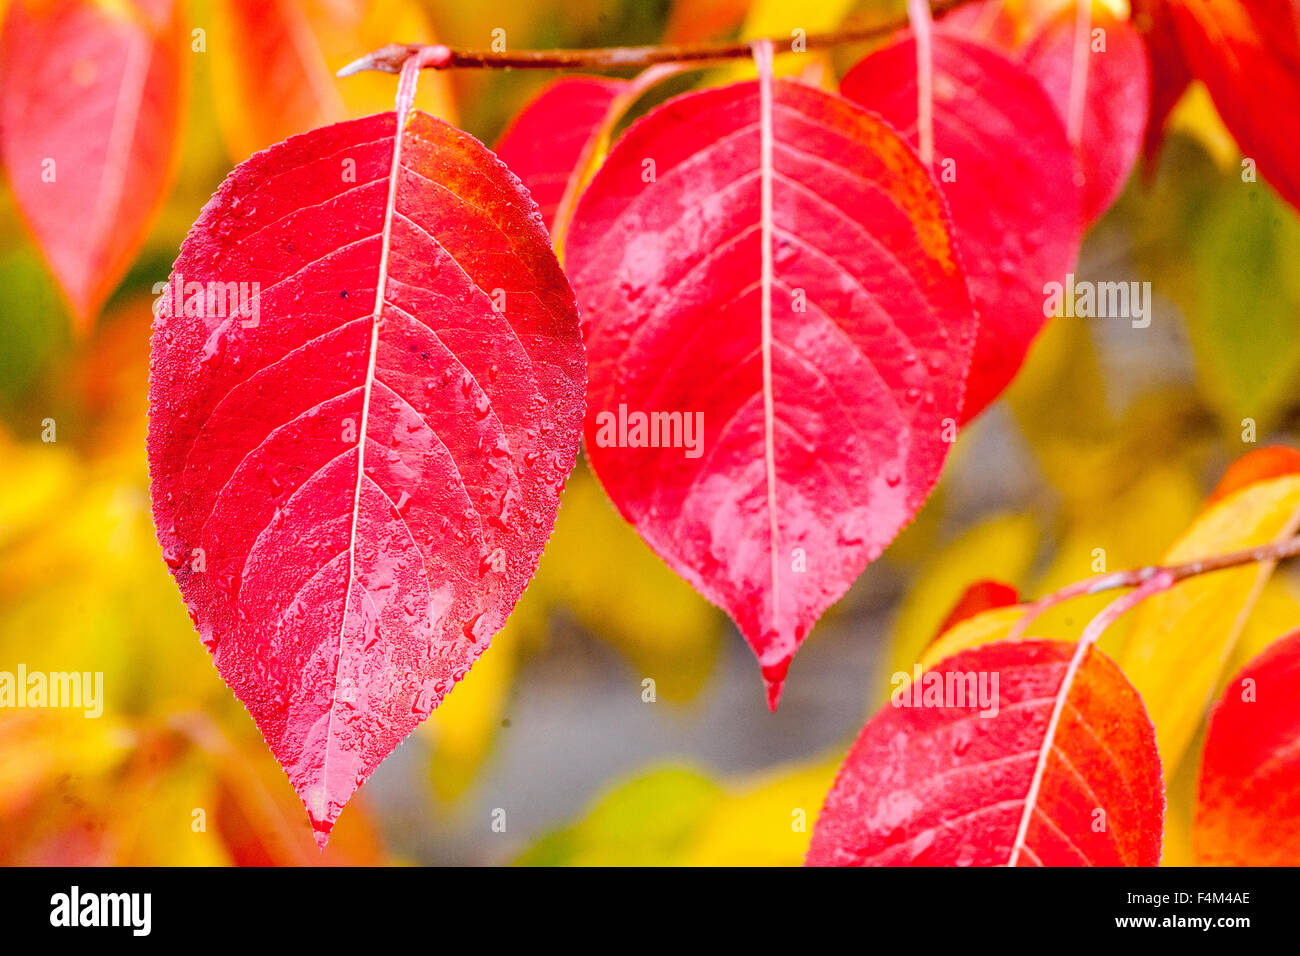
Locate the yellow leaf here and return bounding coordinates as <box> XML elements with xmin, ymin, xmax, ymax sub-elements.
<box><xmin>919</xmin><ymin>604</ymin><xmax>1032</xmax><ymax>670</ymax></box>
<box><xmin>423</xmin><ymin>611</ymin><xmax>530</xmax><ymax>803</ymax></box>
<box><xmin>0</xmin><ymin>434</ymin><xmax>77</xmax><ymax>551</ymax></box>
<box><xmin>679</xmin><ymin>756</ymin><xmax>841</xmax><ymax>866</ymax></box>
<box><xmin>1029</xmin><ymin>462</ymin><xmax>1202</xmax><ymax>655</ymax></box>
<box><xmin>713</xmin><ymin>0</ymin><xmax>861</xmax><ymax>83</ymax></box>
<box><xmin>1011</xmin><ymin>315</ymin><xmax>1202</xmax><ymax>518</ymax></box>
<box><xmin>209</xmin><ymin>0</ymin><xmax>456</xmax><ymax>162</ymax></box>
<box><xmin>1009</xmin><ymin>317</ymin><xmax>1120</xmax><ymax>501</ymax></box>
<box><xmin>1119</xmin><ymin>475</ymin><xmax>1300</xmax><ymax>776</ymax></box>
<box><xmin>539</xmin><ymin>467</ymin><xmax>722</xmax><ymax>702</ymax></box>
<box><xmin>740</xmin><ymin>0</ymin><xmax>860</xmax><ymax>39</ymax></box>
<box><xmin>1226</xmin><ymin>576</ymin><xmax>1300</xmax><ymax>681</ymax></box>
<box><xmin>883</xmin><ymin>511</ymin><xmax>1038</xmax><ymax>702</ymax></box>
<box><xmin>1168</xmin><ymin>82</ymin><xmax>1239</xmax><ymax>173</ymax></box>
<box><xmin>0</xmin><ymin>711</ymin><xmax>131</xmax><ymax>812</ymax></box>
<box><xmin>513</xmin><ymin>756</ymin><xmax>840</xmax><ymax>867</ymax></box>
<box><xmin>118</xmin><ymin>753</ymin><xmax>230</xmax><ymax>866</ymax></box>
<box><xmin>898</xmin><ymin>465</ymin><xmax>1200</xmax><ymax>689</ymax></box>
<box><xmin>514</xmin><ymin>766</ymin><xmax>724</xmax><ymax>866</ymax></box>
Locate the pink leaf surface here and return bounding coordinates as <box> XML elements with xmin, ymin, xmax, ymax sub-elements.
<box><xmin>0</xmin><ymin>0</ymin><xmax>187</xmax><ymax>329</ymax></box>
<box><xmin>494</xmin><ymin>76</ymin><xmax>626</xmax><ymax>232</ymax></box>
<box><xmin>1018</xmin><ymin>5</ymin><xmax>1151</xmax><ymax>225</ymax></box>
<box><xmin>843</xmin><ymin>31</ymin><xmax>1081</xmax><ymax>421</ymax></box>
<box><xmin>565</xmin><ymin>73</ymin><xmax>975</xmax><ymax>707</ymax></box>
<box><xmin>148</xmin><ymin>70</ymin><xmax>584</xmax><ymax>844</ymax></box>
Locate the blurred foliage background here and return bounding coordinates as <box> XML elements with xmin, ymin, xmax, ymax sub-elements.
<box><xmin>1</xmin><ymin>0</ymin><xmax>1298</xmax><ymax>865</ymax></box>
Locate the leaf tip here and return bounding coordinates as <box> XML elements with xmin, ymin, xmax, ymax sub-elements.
<box><xmin>761</xmin><ymin>658</ymin><xmax>790</xmax><ymax>712</ymax></box>
<box><xmin>308</xmin><ymin>801</ymin><xmax>336</xmax><ymax>851</ymax></box>
<box><xmin>301</xmin><ymin>782</ymin><xmax>341</xmax><ymax>851</ymax></box>
<box><xmin>336</xmin><ymin>54</ymin><xmax>382</xmax><ymax>78</ymax></box>
<box><xmin>312</xmin><ymin>827</ymin><xmax>332</xmax><ymax>852</ymax></box>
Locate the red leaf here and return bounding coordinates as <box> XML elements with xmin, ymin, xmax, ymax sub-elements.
<box><xmin>1167</xmin><ymin>0</ymin><xmax>1300</xmax><ymax>211</ymax></box>
<box><xmin>842</xmin><ymin>32</ymin><xmax>1081</xmax><ymax>421</ymax></box>
<box><xmin>0</xmin><ymin>0</ymin><xmax>187</xmax><ymax>330</ymax></box>
<box><xmin>494</xmin><ymin>77</ymin><xmax>625</xmax><ymax>232</ymax></box>
<box><xmin>147</xmin><ymin>73</ymin><xmax>585</xmax><ymax>845</ymax></box>
<box><xmin>807</xmin><ymin>640</ymin><xmax>1164</xmax><ymax>866</ymax></box>
<box><xmin>934</xmin><ymin>579</ymin><xmax>1020</xmax><ymax>640</ymax></box>
<box><xmin>1133</xmin><ymin>0</ymin><xmax>1193</xmax><ymax>168</ymax></box>
<box><xmin>565</xmin><ymin>74</ymin><xmax>975</xmax><ymax>708</ymax></box>
<box><xmin>1018</xmin><ymin>5</ymin><xmax>1150</xmax><ymax>225</ymax></box>
<box><xmin>1195</xmin><ymin>628</ymin><xmax>1300</xmax><ymax>864</ymax></box>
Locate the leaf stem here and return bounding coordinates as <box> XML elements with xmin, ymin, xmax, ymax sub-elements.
<box><xmin>907</xmin><ymin>0</ymin><xmax>936</xmax><ymax>167</ymax></box>
<box><xmin>1005</xmin><ymin>569</ymin><xmax>1174</xmax><ymax>866</ymax></box>
<box><xmin>336</xmin><ymin>0</ymin><xmax>982</xmax><ymax>77</ymax></box>
<box><xmin>1065</xmin><ymin>0</ymin><xmax>1092</xmax><ymax>145</ymax></box>
<box><xmin>1006</xmin><ymin>533</ymin><xmax>1300</xmax><ymax>643</ymax></box>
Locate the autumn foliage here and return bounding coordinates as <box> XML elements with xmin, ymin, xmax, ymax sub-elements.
<box><xmin>2</xmin><ymin>0</ymin><xmax>1300</xmax><ymax>866</ymax></box>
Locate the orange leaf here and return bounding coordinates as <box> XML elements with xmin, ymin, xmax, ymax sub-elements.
<box><xmin>1206</xmin><ymin>444</ymin><xmax>1300</xmax><ymax>505</ymax></box>
<box><xmin>809</xmin><ymin>639</ymin><xmax>1164</xmax><ymax>866</ymax></box>
<box><xmin>209</xmin><ymin>0</ymin><xmax>457</xmax><ymax>161</ymax></box>
<box><xmin>1194</xmin><ymin>628</ymin><xmax>1300</xmax><ymax>864</ymax></box>
<box><xmin>1168</xmin><ymin>0</ymin><xmax>1300</xmax><ymax>210</ymax></box>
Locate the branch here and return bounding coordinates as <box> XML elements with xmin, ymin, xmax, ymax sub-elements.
<box><xmin>1006</xmin><ymin>533</ymin><xmax>1300</xmax><ymax>643</ymax></box>
<box><xmin>337</xmin><ymin>0</ymin><xmax>981</xmax><ymax>77</ymax></box>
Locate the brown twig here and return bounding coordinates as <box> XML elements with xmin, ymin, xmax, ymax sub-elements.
<box><xmin>337</xmin><ymin>0</ymin><xmax>982</xmax><ymax>76</ymax></box>
<box><xmin>1005</xmin><ymin>533</ymin><xmax>1300</xmax><ymax>643</ymax></box>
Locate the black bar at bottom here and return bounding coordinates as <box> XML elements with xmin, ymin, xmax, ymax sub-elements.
<box><xmin>0</xmin><ymin>865</ymin><xmax>1276</xmax><ymax>942</ymax></box>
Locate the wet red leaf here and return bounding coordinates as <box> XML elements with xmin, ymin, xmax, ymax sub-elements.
<box><xmin>1167</xmin><ymin>0</ymin><xmax>1300</xmax><ymax>211</ymax></box>
<box><xmin>147</xmin><ymin>79</ymin><xmax>584</xmax><ymax>845</ymax></box>
<box><xmin>0</xmin><ymin>0</ymin><xmax>187</xmax><ymax>330</ymax></box>
<box><xmin>494</xmin><ymin>76</ymin><xmax>626</xmax><ymax>232</ymax></box>
<box><xmin>1133</xmin><ymin>0</ymin><xmax>1193</xmax><ymax>168</ymax></box>
<box><xmin>1195</xmin><ymin>628</ymin><xmax>1300</xmax><ymax>864</ymax></box>
<box><xmin>566</xmin><ymin>74</ymin><xmax>975</xmax><ymax>707</ymax></box>
<box><xmin>807</xmin><ymin>640</ymin><xmax>1164</xmax><ymax>866</ymax></box>
<box><xmin>843</xmin><ymin>31</ymin><xmax>1081</xmax><ymax>421</ymax></box>
<box><xmin>1017</xmin><ymin>4</ymin><xmax>1150</xmax><ymax>225</ymax></box>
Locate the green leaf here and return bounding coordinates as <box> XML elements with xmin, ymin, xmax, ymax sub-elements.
<box><xmin>1135</xmin><ymin>136</ymin><xmax>1300</xmax><ymax>432</ymax></box>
